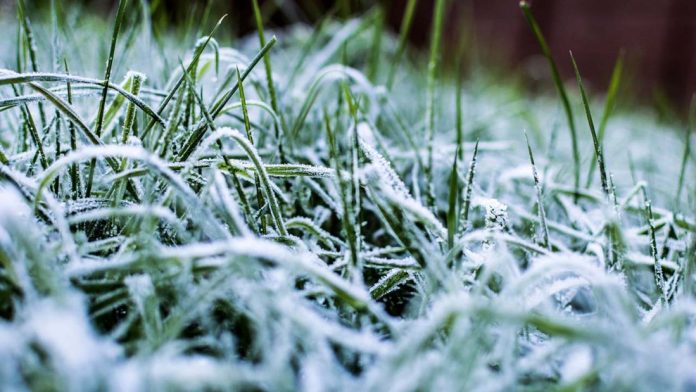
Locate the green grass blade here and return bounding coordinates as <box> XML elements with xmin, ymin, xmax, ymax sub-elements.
<box><xmin>570</xmin><ymin>51</ymin><xmax>609</xmax><ymax>196</ymax></box>
<box><xmin>520</xmin><ymin>1</ymin><xmax>580</xmax><ymax>201</ymax></box>
<box><xmin>177</xmin><ymin>36</ymin><xmax>277</xmax><ymax>161</ymax></box>
<box><xmin>525</xmin><ymin>131</ymin><xmax>550</xmax><ymax>250</ymax></box>
<box><xmin>587</xmin><ymin>51</ymin><xmax>623</xmax><ymax>187</ymax></box>
<box><xmin>424</xmin><ymin>0</ymin><xmax>447</xmax><ymax>208</ymax></box>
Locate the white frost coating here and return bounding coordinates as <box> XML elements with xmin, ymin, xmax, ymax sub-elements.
<box><xmin>357</xmin><ymin>122</ymin><xmax>410</xmax><ymax>197</ymax></box>
<box><xmin>499</xmin><ymin>164</ymin><xmax>540</xmax><ymax>183</ymax></box>
<box><xmin>561</xmin><ymin>346</ymin><xmax>593</xmax><ymax>383</ymax></box>
<box><xmin>1</xmin><ymin>17</ymin><xmax>695</xmax><ymax>392</ymax></box>
<box><xmin>24</xmin><ymin>296</ymin><xmax>121</xmax><ymax>390</ymax></box>
<box><xmin>359</xmin><ymin>123</ymin><xmax>446</xmax><ymax>238</ymax></box>
<box><xmin>474</xmin><ymin>197</ymin><xmax>509</xmax><ymax>231</ymax></box>
<box><xmin>125</xmin><ymin>274</ymin><xmax>155</xmax><ymax>299</ymax></box>
<box><xmin>523</xmin><ymin>276</ymin><xmax>591</xmax><ymax>310</ymax></box>
<box><xmin>125</xmin><ymin>70</ymin><xmax>147</xmax><ymax>82</ymax></box>
<box><xmin>0</xmin><ymin>186</ymin><xmax>30</xmax><ymax>222</ymax></box>
<box><xmin>155</xmin><ymin>237</ymin><xmax>372</xmax><ymax>306</ymax></box>
<box><xmin>66</xmin><ymin>204</ymin><xmax>181</xmax><ymax>226</ymax></box>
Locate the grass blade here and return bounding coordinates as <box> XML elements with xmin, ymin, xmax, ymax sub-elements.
<box><xmin>570</xmin><ymin>51</ymin><xmax>609</xmax><ymax>196</ymax></box>
<box><xmin>587</xmin><ymin>51</ymin><xmax>623</xmax><ymax>187</ymax></box>
<box><xmin>676</xmin><ymin>96</ymin><xmax>694</xmax><ymax>206</ymax></box>
<box><xmin>520</xmin><ymin>1</ymin><xmax>580</xmax><ymax>201</ymax></box>
<box><xmin>387</xmin><ymin>0</ymin><xmax>418</xmax><ymax>89</ymax></box>
<box><xmin>525</xmin><ymin>131</ymin><xmax>550</xmax><ymax>250</ymax></box>
<box><xmin>424</xmin><ymin>0</ymin><xmax>447</xmax><ymax>208</ymax></box>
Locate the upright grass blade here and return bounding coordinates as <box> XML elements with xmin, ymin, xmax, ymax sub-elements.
<box><xmin>676</xmin><ymin>97</ymin><xmax>694</xmax><ymax>206</ymax></box>
<box><xmin>645</xmin><ymin>199</ymin><xmax>667</xmax><ymax>302</ymax></box>
<box><xmin>447</xmin><ymin>149</ymin><xmax>460</xmax><ymax>250</ymax></box>
<box><xmin>87</xmin><ymin>0</ymin><xmax>129</xmax><ymax>197</ymax></box>
<box><xmin>237</xmin><ymin>66</ymin><xmax>268</xmax><ymax>234</ymax></box>
<box><xmin>587</xmin><ymin>51</ymin><xmax>623</xmax><ymax>187</ymax></box>
<box><xmin>324</xmin><ymin>108</ymin><xmax>359</xmax><ymax>274</ymax></box>
<box><xmin>13</xmin><ymin>85</ymin><xmax>48</xmax><ymax>170</ymax></box>
<box><xmin>387</xmin><ymin>0</ymin><xmax>418</xmax><ymax>89</ymax></box>
<box><xmin>366</xmin><ymin>7</ymin><xmax>384</xmax><ymax>83</ymax></box>
<box><xmin>121</xmin><ymin>72</ymin><xmax>143</xmax><ymax>143</ymax></box>
<box><xmin>424</xmin><ymin>0</ymin><xmax>447</xmax><ymax>208</ymax></box>
<box><xmin>250</xmin><ymin>0</ymin><xmax>287</xmax><ymax>161</ymax></box>
<box><xmin>251</xmin><ymin>0</ymin><xmax>281</xmax><ymax>125</ymax></box>
<box><xmin>570</xmin><ymin>51</ymin><xmax>609</xmax><ymax>196</ymax></box>
<box><xmin>458</xmin><ymin>139</ymin><xmax>479</xmax><ymax>234</ymax></box>
<box><xmin>520</xmin><ymin>1</ymin><xmax>580</xmax><ymax>201</ymax></box>
<box><xmin>455</xmin><ymin>55</ymin><xmax>464</xmax><ymax>162</ymax></box>
<box><xmin>63</xmin><ymin>59</ymin><xmax>81</xmax><ymax>200</ymax></box>
<box><xmin>16</xmin><ymin>0</ymin><xmax>47</xmax><ymax>128</ymax></box>
<box><xmin>525</xmin><ymin>132</ymin><xmax>550</xmax><ymax>250</ymax></box>
<box><xmin>178</xmin><ymin>61</ymin><xmax>264</xmax><ymax>235</ymax></box>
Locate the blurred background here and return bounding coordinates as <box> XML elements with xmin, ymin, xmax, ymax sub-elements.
<box><xmin>4</xmin><ymin>0</ymin><xmax>696</xmax><ymax>114</ymax></box>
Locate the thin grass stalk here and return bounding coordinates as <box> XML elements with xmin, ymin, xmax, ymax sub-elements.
<box><xmin>676</xmin><ymin>97</ymin><xmax>694</xmax><ymax>206</ymax></box>
<box><xmin>520</xmin><ymin>1</ymin><xmax>580</xmax><ymax>201</ymax></box>
<box><xmin>424</xmin><ymin>0</ymin><xmax>447</xmax><ymax>208</ymax></box>
<box><xmin>86</xmin><ymin>0</ymin><xmax>128</xmax><ymax>195</ymax></box>
<box><xmin>387</xmin><ymin>0</ymin><xmax>418</xmax><ymax>89</ymax></box>
<box><xmin>587</xmin><ymin>52</ymin><xmax>623</xmax><ymax>187</ymax></box>
<box><xmin>525</xmin><ymin>132</ymin><xmax>550</xmax><ymax>250</ymax></box>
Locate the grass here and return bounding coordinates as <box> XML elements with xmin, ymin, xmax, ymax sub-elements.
<box><xmin>0</xmin><ymin>1</ymin><xmax>695</xmax><ymax>391</ymax></box>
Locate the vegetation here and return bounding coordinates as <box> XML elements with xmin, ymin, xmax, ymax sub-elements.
<box><xmin>0</xmin><ymin>1</ymin><xmax>694</xmax><ymax>390</ymax></box>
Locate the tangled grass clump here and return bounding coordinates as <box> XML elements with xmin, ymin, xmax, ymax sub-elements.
<box><xmin>0</xmin><ymin>1</ymin><xmax>695</xmax><ymax>390</ymax></box>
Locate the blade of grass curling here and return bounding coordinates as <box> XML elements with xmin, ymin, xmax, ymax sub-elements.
<box><xmin>387</xmin><ymin>0</ymin><xmax>418</xmax><ymax>89</ymax></box>
<box><xmin>447</xmin><ymin>148</ymin><xmax>460</xmax><ymax>250</ymax></box>
<box><xmin>140</xmin><ymin>15</ymin><xmax>227</xmax><ymax>140</ymax></box>
<box><xmin>570</xmin><ymin>51</ymin><xmax>609</xmax><ymax>197</ymax></box>
<box><xmin>587</xmin><ymin>51</ymin><xmax>623</xmax><ymax>187</ymax></box>
<box><xmin>87</xmin><ymin>0</ymin><xmax>128</xmax><ymax>197</ymax></box>
<box><xmin>525</xmin><ymin>131</ymin><xmax>550</xmax><ymax>250</ymax></box>
<box><xmin>457</xmin><ymin>139</ymin><xmax>479</xmax><ymax>235</ymax></box>
<box><xmin>520</xmin><ymin>1</ymin><xmax>580</xmax><ymax>202</ymax></box>
<box><xmin>676</xmin><ymin>96</ymin><xmax>694</xmax><ymax>206</ymax></box>
<box><xmin>424</xmin><ymin>0</ymin><xmax>447</xmax><ymax>208</ymax></box>
<box><xmin>177</xmin><ymin>36</ymin><xmax>277</xmax><ymax>161</ymax></box>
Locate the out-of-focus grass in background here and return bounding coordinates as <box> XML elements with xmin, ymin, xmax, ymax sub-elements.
<box><xmin>7</xmin><ymin>0</ymin><xmax>696</xmax><ymax>117</ymax></box>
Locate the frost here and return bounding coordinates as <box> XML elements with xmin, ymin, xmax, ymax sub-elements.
<box><xmin>0</xmin><ymin>11</ymin><xmax>694</xmax><ymax>392</ymax></box>
<box><xmin>561</xmin><ymin>346</ymin><xmax>593</xmax><ymax>383</ymax></box>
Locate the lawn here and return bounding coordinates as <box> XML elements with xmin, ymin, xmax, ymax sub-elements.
<box><xmin>0</xmin><ymin>0</ymin><xmax>694</xmax><ymax>390</ymax></box>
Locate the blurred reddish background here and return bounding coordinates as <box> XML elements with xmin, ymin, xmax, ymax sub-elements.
<box><xmin>8</xmin><ymin>0</ymin><xmax>696</xmax><ymax>110</ymax></box>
